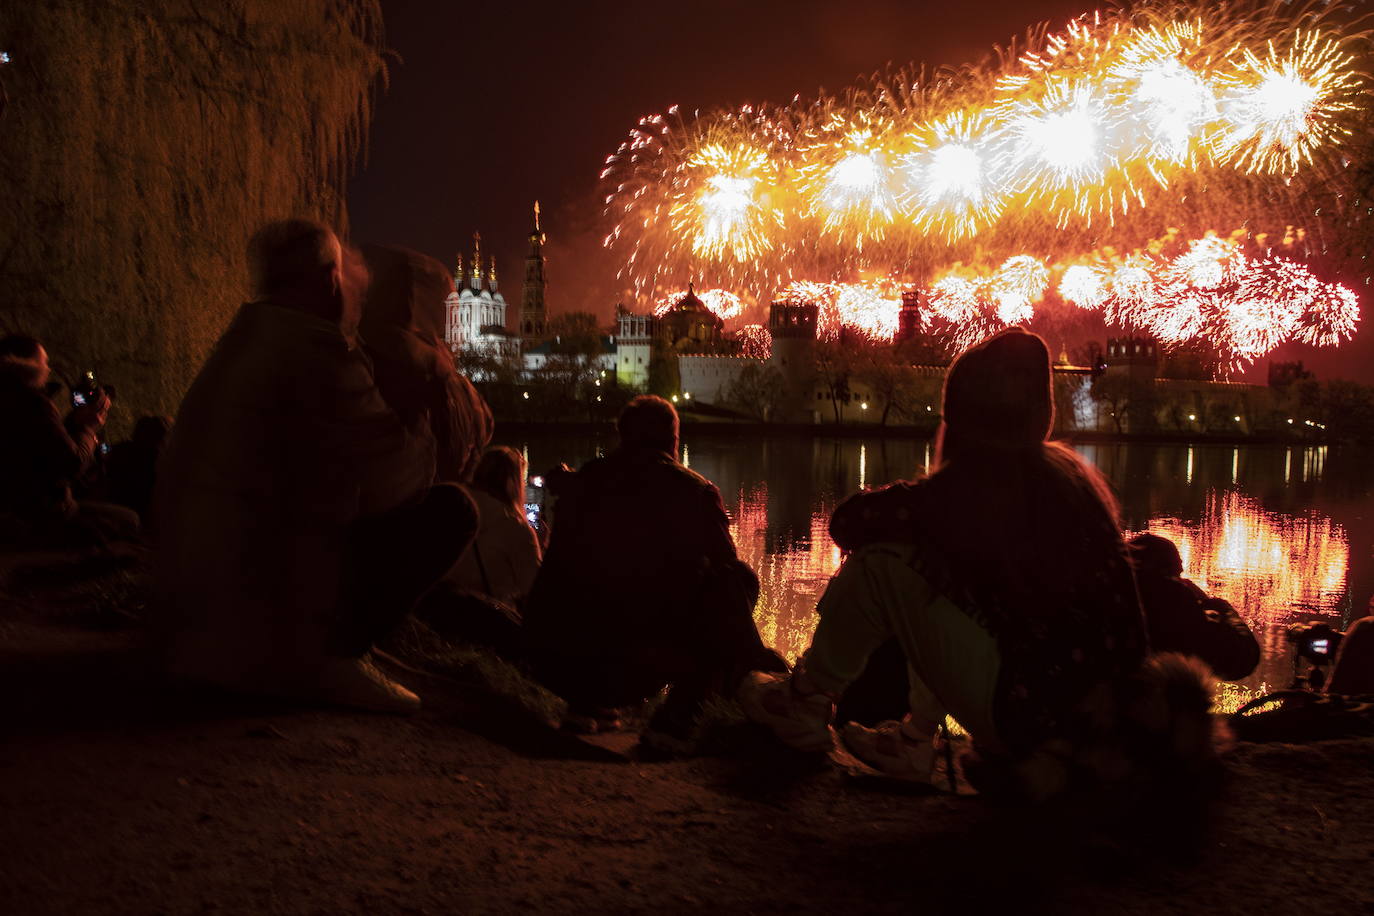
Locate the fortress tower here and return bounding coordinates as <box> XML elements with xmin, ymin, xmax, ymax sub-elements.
<box><xmin>520</xmin><ymin>201</ymin><xmax>547</xmax><ymax>341</ymax></box>
<box><xmin>767</xmin><ymin>300</ymin><xmax>818</xmax><ymax>375</ymax></box>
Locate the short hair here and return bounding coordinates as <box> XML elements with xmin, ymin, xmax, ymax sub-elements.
<box><xmin>247</xmin><ymin>219</ymin><xmax>340</xmax><ymax>295</ymax></box>
<box><xmin>472</xmin><ymin>446</ymin><xmax>526</xmax><ymax>511</ymax></box>
<box><xmin>0</xmin><ymin>334</ymin><xmax>42</xmax><ymax>362</ymax></box>
<box><xmin>618</xmin><ymin>395</ymin><xmax>679</xmax><ymax>452</ymax></box>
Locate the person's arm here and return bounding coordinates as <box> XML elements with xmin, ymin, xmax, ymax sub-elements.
<box><xmin>698</xmin><ymin>482</ymin><xmax>740</xmax><ymax>565</ymax></box>
<box><xmin>1196</xmin><ymin>596</ymin><xmax>1261</xmax><ymax>681</ymax></box>
<box><xmin>23</xmin><ymin>386</ymin><xmax>99</xmax><ymax>482</ymax></box>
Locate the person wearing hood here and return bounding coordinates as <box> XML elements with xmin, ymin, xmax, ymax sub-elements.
<box><xmin>156</xmin><ymin>221</ymin><xmax>472</xmax><ymax>713</ymax></box>
<box><xmin>743</xmin><ymin>330</ymin><xmax>1181</xmax><ymax>798</ymax></box>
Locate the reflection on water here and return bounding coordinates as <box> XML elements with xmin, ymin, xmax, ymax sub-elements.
<box><xmin>520</xmin><ymin>434</ymin><xmax>1374</xmax><ymax>714</ymax></box>
<box><xmin>1139</xmin><ymin>490</ymin><xmax>1349</xmax><ymax>706</ymax></box>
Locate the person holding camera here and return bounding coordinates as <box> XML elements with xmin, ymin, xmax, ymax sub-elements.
<box><xmin>0</xmin><ymin>334</ymin><xmax>138</xmax><ymax>548</ymax></box>
<box><xmin>1128</xmin><ymin>532</ymin><xmax>1260</xmax><ymax>682</ymax></box>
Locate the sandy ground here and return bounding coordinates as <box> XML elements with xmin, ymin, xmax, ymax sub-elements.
<box><xmin>2</xmin><ymin>555</ymin><xmax>1373</xmax><ymax>915</ymax></box>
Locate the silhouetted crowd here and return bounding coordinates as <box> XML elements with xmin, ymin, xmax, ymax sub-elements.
<box><xmin>3</xmin><ymin>218</ymin><xmax>1371</xmax><ymax>801</ymax></box>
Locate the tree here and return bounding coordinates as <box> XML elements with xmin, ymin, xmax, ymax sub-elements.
<box><xmin>546</xmin><ymin>312</ymin><xmax>604</xmax><ymax>356</ymax></box>
<box><xmin>853</xmin><ymin>339</ymin><xmax>914</xmax><ymax>427</ymax></box>
<box><xmin>1090</xmin><ymin>373</ymin><xmax>1133</xmax><ymax>434</ymax></box>
<box><xmin>813</xmin><ymin>336</ymin><xmax>857</xmax><ymax>424</ymax></box>
<box><xmin>0</xmin><ymin>2</ymin><xmax>386</xmax><ymax>420</ymax></box>
<box><xmin>725</xmin><ymin>362</ymin><xmax>786</xmax><ymax>421</ymax></box>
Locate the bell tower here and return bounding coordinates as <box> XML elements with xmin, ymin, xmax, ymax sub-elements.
<box><xmin>520</xmin><ymin>201</ymin><xmax>548</xmax><ymax>340</ymax></box>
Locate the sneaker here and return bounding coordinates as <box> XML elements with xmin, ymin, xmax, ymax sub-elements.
<box><xmin>738</xmin><ymin>670</ymin><xmax>835</xmax><ymax>753</ymax></box>
<box><xmin>310</xmin><ymin>657</ymin><xmax>422</xmax><ymax>715</ymax></box>
<box><xmin>840</xmin><ymin>719</ymin><xmax>936</xmax><ymax>783</ymax></box>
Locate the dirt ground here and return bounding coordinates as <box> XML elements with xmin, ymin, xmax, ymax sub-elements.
<box><xmin>2</xmin><ymin>555</ymin><xmax>1373</xmax><ymax>915</ymax></box>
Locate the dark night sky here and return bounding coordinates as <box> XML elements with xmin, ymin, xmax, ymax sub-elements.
<box><xmin>347</xmin><ymin>0</ymin><xmax>1374</xmax><ymax>381</ymax></box>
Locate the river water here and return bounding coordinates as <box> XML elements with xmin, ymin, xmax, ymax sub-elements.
<box><xmin>515</xmin><ymin>432</ymin><xmax>1374</xmax><ymax>712</ymax></box>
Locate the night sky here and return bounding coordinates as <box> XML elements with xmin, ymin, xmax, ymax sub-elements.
<box><xmin>346</xmin><ymin>0</ymin><xmax>1374</xmax><ymax>381</ymax></box>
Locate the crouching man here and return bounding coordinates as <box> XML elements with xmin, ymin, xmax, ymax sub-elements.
<box><xmin>155</xmin><ymin>220</ymin><xmax>475</xmax><ymax>712</ymax></box>
<box><xmin>523</xmin><ymin>395</ymin><xmax>783</xmax><ymax>749</ymax></box>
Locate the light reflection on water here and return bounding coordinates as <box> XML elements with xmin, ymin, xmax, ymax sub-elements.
<box><xmin>521</xmin><ymin>434</ymin><xmax>1373</xmax><ymax>714</ymax></box>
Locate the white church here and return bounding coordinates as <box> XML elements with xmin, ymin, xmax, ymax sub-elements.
<box><xmin>444</xmin><ymin>231</ymin><xmax>519</xmax><ymax>363</ymax></box>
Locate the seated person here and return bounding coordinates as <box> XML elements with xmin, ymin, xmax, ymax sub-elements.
<box><xmin>523</xmin><ymin>395</ymin><xmax>783</xmax><ymax>745</ymax></box>
<box><xmin>0</xmin><ymin>334</ymin><xmax>138</xmax><ymax>548</ymax></box>
<box><xmin>106</xmin><ymin>415</ymin><xmax>173</xmax><ymax>524</ymax></box>
<box><xmin>156</xmin><ymin>220</ymin><xmax>476</xmax><ymax>713</ymax></box>
<box><xmin>1327</xmin><ymin>605</ymin><xmax>1374</xmax><ymax>695</ymax></box>
<box><xmin>358</xmin><ymin>245</ymin><xmax>493</xmax><ymax>484</ymax></box>
<box><xmin>449</xmin><ymin>446</ymin><xmax>541</xmax><ymax>606</ymax></box>
<box><xmin>413</xmin><ymin>446</ymin><xmax>539</xmax><ymax>659</ymax></box>
<box><xmin>1129</xmin><ymin>532</ymin><xmax>1260</xmax><ymax>681</ymax></box>
<box><xmin>742</xmin><ymin>331</ymin><xmax>1210</xmax><ymax>799</ymax></box>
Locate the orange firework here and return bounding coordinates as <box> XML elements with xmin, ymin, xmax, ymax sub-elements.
<box><xmin>602</xmin><ymin>2</ymin><xmax>1370</xmax><ymax>366</ymax></box>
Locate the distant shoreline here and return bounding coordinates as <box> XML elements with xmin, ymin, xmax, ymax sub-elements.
<box><xmin>492</xmin><ymin>418</ymin><xmax>1348</xmax><ymax>446</ymax></box>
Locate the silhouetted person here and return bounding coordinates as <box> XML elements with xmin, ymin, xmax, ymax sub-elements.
<box><xmin>450</xmin><ymin>446</ymin><xmax>541</xmax><ymax>605</ymax></box>
<box><xmin>524</xmin><ymin>395</ymin><xmax>783</xmax><ymax>747</ymax></box>
<box><xmin>414</xmin><ymin>446</ymin><xmax>539</xmax><ymax>659</ymax></box>
<box><xmin>745</xmin><ymin>330</ymin><xmax>1211</xmax><ymax>800</ymax></box>
<box><xmin>156</xmin><ymin>220</ymin><xmax>474</xmax><ymax>713</ymax></box>
<box><xmin>358</xmin><ymin>245</ymin><xmax>493</xmax><ymax>483</ymax></box>
<box><xmin>106</xmin><ymin>415</ymin><xmax>172</xmax><ymax>524</ymax></box>
<box><xmin>0</xmin><ymin>334</ymin><xmax>138</xmax><ymax>548</ymax></box>
<box><xmin>1129</xmin><ymin>532</ymin><xmax>1260</xmax><ymax>682</ymax></box>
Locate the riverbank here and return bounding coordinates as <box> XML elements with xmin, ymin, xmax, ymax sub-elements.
<box><xmin>3</xmin><ymin>551</ymin><xmax>1374</xmax><ymax>914</ymax></box>
<box><xmin>496</xmin><ymin>417</ymin><xmax>1344</xmax><ymax>447</ymax></box>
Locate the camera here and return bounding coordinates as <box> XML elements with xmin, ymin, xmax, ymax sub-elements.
<box><xmin>70</xmin><ymin>370</ymin><xmax>101</xmax><ymax>408</ymax></box>
<box><xmin>1286</xmin><ymin>622</ymin><xmax>1344</xmax><ymax>690</ymax></box>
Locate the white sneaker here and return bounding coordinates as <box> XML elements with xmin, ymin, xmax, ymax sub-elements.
<box><xmin>310</xmin><ymin>657</ymin><xmax>422</xmax><ymax>715</ymax></box>
<box><xmin>840</xmin><ymin>719</ymin><xmax>936</xmax><ymax>782</ymax></box>
<box><xmin>738</xmin><ymin>670</ymin><xmax>835</xmax><ymax>753</ymax></box>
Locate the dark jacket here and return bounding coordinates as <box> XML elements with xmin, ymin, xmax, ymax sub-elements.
<box><xmin>155</xmin><ymin>300</ymin><xmax>436</xmax><ymax>682</ymax></box>
<box><xmin>1135</xmin><ymin>572</ymin><xmax>1259</xmax><ymax>681</ymax></box>
<box><xmin>0</xmin><ymin>364</ymin><xmax>97</xmax><ymax>522</ymax></box>
<box><xmin>523</xmin><ymin>445</ymin><xmax>757</xmax><ymax>654</ymax></box>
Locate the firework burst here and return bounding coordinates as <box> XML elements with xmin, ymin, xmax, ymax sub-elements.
<box><xmin>1212</xmin><ymin>30</ymin><xmax>1364</xmax><ymax>174</ymax></box>
<box><xmin>602</xmin><ymin>1</ymin><xmax>1370</xmax><ymax>367</ymax></box>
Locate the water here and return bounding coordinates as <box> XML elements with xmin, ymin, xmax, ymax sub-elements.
<box><xmin>517</xmin><ymin>433</ymin><xmax>1374</xmax><ymax>712</ymax></box>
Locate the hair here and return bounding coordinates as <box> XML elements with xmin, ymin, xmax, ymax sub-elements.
<box><xmin>618</xmin><ymin>395</ymin><xmax>679</xmax><ymax>453</ymax></box>
<box><xmin>472</xmin><ymin>446</ymin><xmax>526</xmax><ymax>513</ymax></box>
<box><xmin>0</xmin><ymin>334</ymin><xmax>43</xmax><ymax>362</ymax></box>
<box><xmin>922</xmin><ymin>425</ymin><xmax>1125</xmax><ymax>607</ymax></box>
<box><xmin>247</xmin><ymin>219</ymin><xmax>340</xmax><ymax>296</ymax></box>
